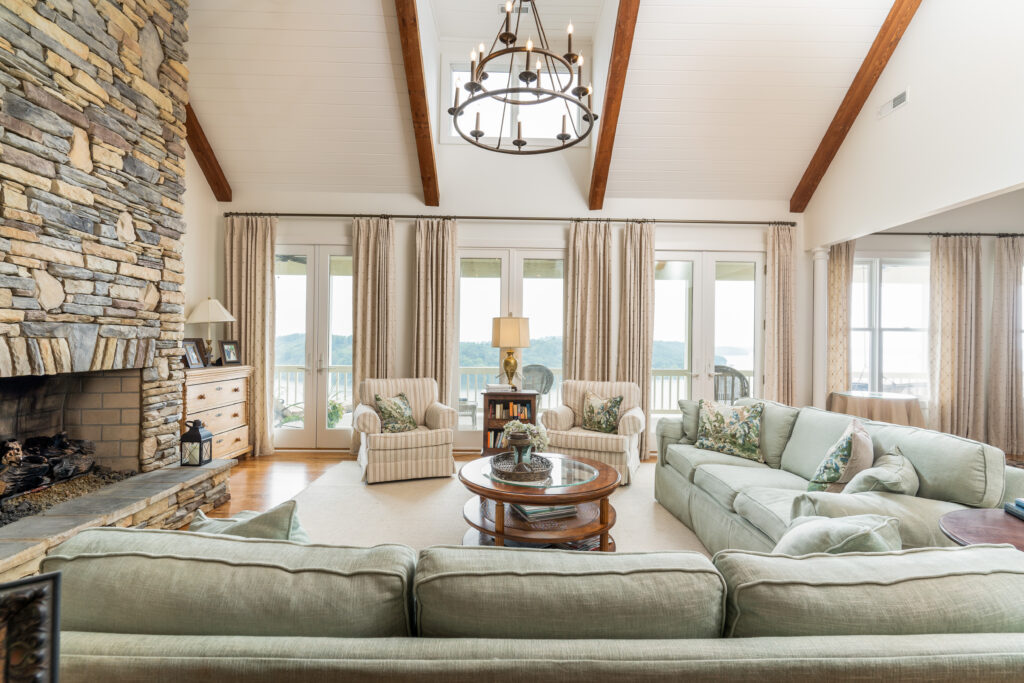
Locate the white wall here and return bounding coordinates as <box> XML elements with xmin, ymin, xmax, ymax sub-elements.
<box><xmin>804</xmin><ymin>0</ymin><xmax>1024</xmax><ymax>248</ymax></box>
<box><xmin>182</xmin><ymin>152</ymin><xmax>226</xmax><ymax>344</ymax></box>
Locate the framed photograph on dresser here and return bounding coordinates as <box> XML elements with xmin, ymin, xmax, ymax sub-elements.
<box><xmin>182</xmin><ymin>339</ymin><xmax>206</xmax><ymax>369</ymax></box>
<box><xmin>219</xmin><ymin>340</ymin><xmax>242</xmax><ymax>365</ymax></box>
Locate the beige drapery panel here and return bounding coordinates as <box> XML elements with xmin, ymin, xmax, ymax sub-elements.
<box><xmin>352</xmin><ymin>217</ymin><xmax>396</xmax><ymax>400</ymax></box>
<box><xmin>224</xmin><ymin>215</ymin><xmax>277</xmax><ymax>457</ymax></box>
<box><xmin>412</xmin><ymin>218</ymin><xmax>457</xmax><ymax>406</ymax></box>
<box><xmin>987</xmin><ymin>236</ymin><xmax>1024</xmax><ymax>453</ymax></box>
<box><xmin>929</xmin><ymin>235</ymin><xmax>985</xmax><ymax>440</ymax></box>
<box><xmin>764</xmin><ymin>223</ymin><xmax>796</xmax><ymax>405</ymax></box>
<box><xmin>826</xmin><ymin>240</ymin><xmax>856</xmax><ymax>394</ymax></box>
<box><xmin>565</xmin><ymin>221</ymin><xmax>613</xmax><ymax>381</ymax></box>
<box><xmin>617</xmin><ymin>221</ymin><xmax>655</xmax><ymax>458</ymax></box>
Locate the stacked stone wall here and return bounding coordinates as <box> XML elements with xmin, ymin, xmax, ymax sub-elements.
<box><xmin>0</xmin><ymin>0</ymin><xmax>190</xmax><ymax>471</ymax></box>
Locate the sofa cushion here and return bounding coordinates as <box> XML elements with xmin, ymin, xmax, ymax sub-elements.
<box><xmin>664</xmin><ymin>443</ymin><xmax>768</xmax><ymax>482</ymax></box>
<box><xmin>695</xmin><ymin>400</ymin><xmax>765</xmax><ymax>462</ymax></box>
<box><xmin>694</xmin><ymin>464</ymin><xmax>808</xmax><ymax>511</ymax></box>
<box><xmin>780</xmin><ymin>407</ymin><xmax>860</xmax><ymax>480</ymax></box>
<box><xmin>414</xmin><ymin>546</ymin><xmax>725</xmax><ymax>639</ymax></box>
<box><xmin>734</xmin><ymin>398</ymin><xmax>800</xmax><ymax>469</ymax></box>
<box><xmin>845</xmin><ymin>446</ymin><xmax>920</xmax><ymax>495</ymax></box>
<box><xmin>548</xmin><ymin>427</ymin><xmax>628</xmax><ymax>453</ymax></box>
<box><xmin>677</xmin><ymin>399</ymin><xmax>701</xmax><ymax>441</ymax></box>
<box><xmin>715</xmin><ymin>545</ymin><xmax>1024</xmax><ymax>637</ymax></box>
<box><xmin>792</xmin><ymin>490</ymin><xmax>967</xmax><ymax>548</ymax></box>
<box><xmin>807</xmin><ymin>419</ymin><xmax>873</xmax><ymax>492</ymax></box>
<box><xmin>365</xmin><ymin>426</ymin><xmax>452</xmax><ymax>451</ymax></box>
<box><xmin>581</xmin><ymin>390</ymin><xmax>623</xmax><ymax>433</ymax></box>
<box><xmin>733</xmin><ymin>487</ymin><xmax>804</xmax><ymax>541</ymax></box>
<box><xmin>375</xmin><ymin>393</ymin><xmax>418</xmax><ymax>433</ymax></box>
<box><xmin>864</xmin><ymin>423</ymin><xmax>1005</xmax><ymax>508</ymax></box>
<box><xmin>41</xmin><ymin>528</ymin><xmax>416</xmax><ymax>637</ymax></box>
<box><xmin>772</xmin><ymin>515</ymin><xmax>902</xmax><ymax>556</ymax></box>
<box><xmin>189</xmin><ymin>500</ymin><xmax>310</xmax><ymax>542</ymax></box>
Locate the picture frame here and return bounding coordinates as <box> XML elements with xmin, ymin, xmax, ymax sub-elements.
<box><xmin>0</xmin><ymin>571</ymin><xmax>60</xmax><ymax>682</ymax></box>
<box><xmin>182</xmin><ymin>338</ymin><xmax>206</xmax><ymax>369</ymax></box>
<box><xmin>219</xmin><ymin>340</ymin><xmax>242</xmax><ymax>365</ymax></box>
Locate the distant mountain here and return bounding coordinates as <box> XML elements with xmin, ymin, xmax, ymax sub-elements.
<box><xmin>275</xmin><ymin>334</ymin><xmax>352</xmax><ymax>366</ymax></box>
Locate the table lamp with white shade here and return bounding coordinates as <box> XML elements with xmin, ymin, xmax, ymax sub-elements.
<box><xmin>491</xmin><ymin>314</ymin><xmax>530</xmax><ymax>389</ymax></box>
<box><xmin>185</xmin><ymin>297</ymin><xmax>236</xmax><ymax>364</ymax></box>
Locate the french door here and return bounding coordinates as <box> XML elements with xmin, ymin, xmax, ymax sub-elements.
<box><xmin>651</xmin><ymin>251</ymin><xmax>764</xmax><ymax>421</ymax></box>
<box><xmin>273</xmin><ymin>245</ymin><xmax>353</xmax><ymax>450</ymax></box>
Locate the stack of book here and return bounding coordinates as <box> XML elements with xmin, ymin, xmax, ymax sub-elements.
<box><xmin>512</xmin><ymin>503</ymin><xmax>578</xmax><ymax>522</ymax></box>
<box><xmin>555</xmin><ymin>537</ymin><xmax>601</xmax><ymax>551</ymax></box>
<box><xmin>485</xmin><ymin>383</ymin><xmax>512</xmax><ymax>392</ymax></box>
<box><xmin>1005</xmin><ymin>498</ymin><xmax>1024</xmax><ymax>521</ymax></box>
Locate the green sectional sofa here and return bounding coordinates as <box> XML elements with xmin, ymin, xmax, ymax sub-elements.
<box><xmin>43</xmin><ymin>528</ymin><xmax>1024</xmax><ymax>681</ymax></box>
<box><xmin>656</xmin><ymin>398</ymin><xmax>1024</xmax><ymax>554</ymax></box>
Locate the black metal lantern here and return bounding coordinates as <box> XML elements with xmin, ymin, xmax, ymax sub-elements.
<box><xmin>180</xmin><ymin>420</ymin><xmax>213</xmax><ymax>466</ymax></box>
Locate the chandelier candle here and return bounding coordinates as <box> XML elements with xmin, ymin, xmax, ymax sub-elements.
<box><xmin>567</xmin><ymin>21</ymin><xmax>573</xmax><ymax>55</ymax></box>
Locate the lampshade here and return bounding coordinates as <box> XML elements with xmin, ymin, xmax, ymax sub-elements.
<box><xmin>186</xmin><ymin>297</ymin><xmax>236</xmax><ymax>325</ymax></box>
<box><xmin>491</xmin><ymin>316</ymin><xmax>530</xmax><ymax>348</ymax></box>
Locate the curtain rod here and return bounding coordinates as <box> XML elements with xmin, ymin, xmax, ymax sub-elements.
<box><xmin>221</xmin><ymin>211</ymin><xmax>795</xmax><ymax>227</ymax></box>
<box><xmin>874</xmin><ymin>231</ymin><xmax>1024</xmax><ymax>237</ymax></box>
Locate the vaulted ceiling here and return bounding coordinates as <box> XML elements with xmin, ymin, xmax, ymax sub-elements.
<box><xmin>187</xmin><ymin>0</ymin><xmax>901</xmax><ymax>205</ymax></box>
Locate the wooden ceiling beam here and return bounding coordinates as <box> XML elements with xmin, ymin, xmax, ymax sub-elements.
<box><xmin>185</xmin><ymin>102</ymin><xmax>232</xmax><ymax>202</ymax></box>
<box><xmin>789</xmin><ymin>0</ymin><xmax>921</xmax><ymax>213</ymax></box>
<box><xmin>394</xmin><ymin>0</ymin><xmax>440</xmax><ymax>207</ymax></box>
<box><xmin>588</xmin><ymin>0</ymin><xmax>640</xmax><ymax>211</ymax></box>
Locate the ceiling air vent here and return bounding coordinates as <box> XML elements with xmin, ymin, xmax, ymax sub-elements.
<box><xmin>878</xmin><ymin>89</ymin><xmax>909</xmax><ymax>118</ymax></box>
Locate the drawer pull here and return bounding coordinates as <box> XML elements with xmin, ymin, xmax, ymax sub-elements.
<box><xmin>215</xmin><ymin>386</ymin><xmax>223</xmax><ymax>391</ymax></box>
<box><xmin>215</xmin><ymin>412</ymin><xmax>223</xmax><ymax>418</ymax></box>
<box><xmin>232</xmin><ymin>413</ymin><xmax>240</xmax><ymax>418</ymax></box>
<box><xmin>197</xmin><ymin>394</ymin><xmax>206</xmax><ymax>400</ymax></box>
<box><xmin>233</xmin><ymin>437</ymin><xmax>241</xmax><ymax>443</ymax></box>
<box><xmin>232</xmin><ymin>387</ymin><xmax>240</xmax><ymax>392</ymax></box>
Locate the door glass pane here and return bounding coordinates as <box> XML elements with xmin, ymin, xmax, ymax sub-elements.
<box><xmin>521</xmin><ymin>259</ymin><xmax>563</xmax><ymax>411</ymax></box>
<box><xmin>881</xmin><ymin>263</ymin><xmax>928</xmax><ymax>328</ymax></box>
<box><xmin>327</xmin><ymin>256</ymin><xmax>353</xmax><ymax>429</ymax></box>
<box><xmin>851</xmin><ymin>261</ymin><xmax>871</xmax><ymax>328</ymax></box>
<box><xmin>653</xmin><ymin>260</ymin><xmax>693</xmax><ymax>412</ymax></box>
<box><xmin>850</xmin><ymin>330</ymin><xmax>872</xmax><ymax>391</ymax></box>
<box><xmin>881</xmin><ymin>330</ymin><xmax>928</xmax><ymax>398</ymax></box>
<box><xmin>458</xmin><ymin>258</ymin><xmax>502</xmax><ymax>430</ymax></box>
<box><xmin>274</xmin><ymin>254</ymin><xmax>307</xmax><ymax>430</ymax></box>
<box><xmin>713</xmin><ymin>262</ymin><xmax>756</xmax><ymax>403</ymax></box>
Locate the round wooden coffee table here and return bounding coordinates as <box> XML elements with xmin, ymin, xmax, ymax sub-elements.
<box><xmin>458</xmin><ymin>454</ymin><xmax>620</xmax><ymax>552</ymax></box>
<box><xmin>939</xmin><ymin>509</ymin><xmax>1024</xmax><ymax>551</ymax></box>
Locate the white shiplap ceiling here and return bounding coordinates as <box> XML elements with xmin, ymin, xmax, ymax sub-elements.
<box><xmin>429</xmin><ymin>0</ymin><xmax>604</xmax><ymax>42</ymax></box>
<box><xmin>606</xmin><ymin>0</ymin><xmax>895</xmax><ymax>200</ymax></box>
<box><xmin>187</xmin><ymin>0</ymin><xmax>420</xmax><ymax>195</ymax></box>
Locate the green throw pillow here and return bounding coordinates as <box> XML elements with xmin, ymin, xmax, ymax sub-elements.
<box><xmin>807</xmin><ymin>419</ymin><xmax>873</xmax><ymax>492</ymax></box>
<box><xmin>694</xmin><ymin>399</ymin><xmax>763</xmax><ymax>462</ymax></box>
<box><xmin>375</xmin><ymin>393</ymin><xmax>417</xmax><ymax>433</ymax></box>
<box><xmin>190</xmin><ymin>500</ymin><xmax>310</xmax><ymax>543</ymax></box>
<box><xmin>581</xmin><ymin>391</ymin><xmax>623</xmax><ymax>433</ymax></box>
<box><xmin>772</xmin><ymin>514</ymin><xmax>902</xmax><ymax>555</ymax></box>
<box><xmin>845</xmin><ymin>445</ymin><xmax>920</xmax><ymax>496</ymax></box>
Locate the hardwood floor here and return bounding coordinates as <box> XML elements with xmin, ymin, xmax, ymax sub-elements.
<box><xmin>207</xmin><ymin>452</ymin><xmax>350</xmax><ymax>518</ymax></box>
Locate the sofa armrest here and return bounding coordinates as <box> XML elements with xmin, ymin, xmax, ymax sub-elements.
<box><xmin>425</xmin><ymin>402</ymin><xmax>457</xmax><ymax>430</ymax></box>
<box><xmin>617</xmin><ymin>406</ymin><xmax>646</xmax><ymax>436</ymax></box>
<box><xmin>1003</xmin><ymin>465</ymin><xmax>1024</xmax><ymax>506</ymax></box>
<box><xmin>353</xmin><ymin>403</ymin><xmax>381</xmax><ymax>434</ymax></box>
<box><xmin>542</xmin><ymin>405</ymin><xmax>574</xmax><ymax>431</ymax></box>
<box><xmin>656</xmin><ymin>417</ymin><xmax>689</xmax><ymax>466</ymax></box>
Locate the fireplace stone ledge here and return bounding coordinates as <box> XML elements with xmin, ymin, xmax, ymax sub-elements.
<box><xmin>0</xmin><ymin>459</ymin><xmax>234</xmax><ymax>580</ymax></box>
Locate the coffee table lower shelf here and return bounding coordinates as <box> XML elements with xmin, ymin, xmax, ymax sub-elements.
<box><xmin>462</xmin><ymin>496</ymin><xmax>616</xmax><ymax>552</ymax></box>
<box><xmin>462</xmin><ymin>529</ymin><xmax>617</xmax><ymax>552</ymax></box>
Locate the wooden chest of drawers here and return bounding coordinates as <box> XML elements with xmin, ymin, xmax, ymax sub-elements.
<box><xmin>183</xmin><ymin>366</ymin><xmax>253</xmax><ymax>460</ymax></box>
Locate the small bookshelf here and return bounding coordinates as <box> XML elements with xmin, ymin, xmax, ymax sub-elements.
<box><xmin>481</xmin><ymin>390</ymin><xmax>539</xmax><ymax>456</ymax></box>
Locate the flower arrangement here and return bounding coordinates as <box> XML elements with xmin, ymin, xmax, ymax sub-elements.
<box><xmin>502</xmin><ymin>419</ymin><xmax>549</xmax><ymax>452</ymax></box>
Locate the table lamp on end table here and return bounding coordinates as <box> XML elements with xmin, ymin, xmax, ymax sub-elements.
<box><xmin>492</xmin><ymin>314</ymin><xmax>530</xmax><ymax>390</ymax></box>
<box><xmin>185</xmin><ymin>297</ymin><xmax>236</xmax><ymax>364</ymax></box>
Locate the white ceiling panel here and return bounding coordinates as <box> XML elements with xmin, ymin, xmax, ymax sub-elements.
<box><xmin>606</xmin><ymin>0</ymin><xmax>895</xmax><ymax>200</ymax></box>
<box><xmin>187</xmin><ymin>0</ymin><xmax>420</xmax><ymax>196</ymax></box>
<box><xmin>429</xmin><ymin>0</ymin><xmax>603</xmax><ymax>43</ymax></box>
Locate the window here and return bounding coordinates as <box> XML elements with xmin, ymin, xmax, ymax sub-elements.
<box><xmin>850</xmin><ymin>257</ymin><xmax>929</xmax><ymax>399</ymax></box>
<box><xmin>455</xmin><ymin>249</ymin><xmax>564</xmax><ymax>440</ymax></box>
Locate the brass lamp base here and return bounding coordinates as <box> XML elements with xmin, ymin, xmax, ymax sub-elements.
<box><xmin>502</xmin><ymin>349</ymin><xmax>519</xmax><ymax>390</ymax></box>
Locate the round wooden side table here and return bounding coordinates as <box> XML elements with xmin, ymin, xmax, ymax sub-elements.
<box><xmin>939</xmin><ymin>508</ymin><xmax>1024</xmax><ymax>551</ymax></box>
<box><xmin>458</xmin><ymin>454</ymin><xmax>620</xmax><ymax>552</ymax></box>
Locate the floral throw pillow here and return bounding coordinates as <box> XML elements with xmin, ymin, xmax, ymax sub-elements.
<box><xmin>374</xmin><ymin>393</ymin><xmax>417</xmax><ymax>433</ymax></box>
<box><xmin>807</xmin><ymin>420</ymin><xmax>873</xmax><ymax>493</ymax></box>
<box><xmin>695</xmin><ymin>399</ymin><xmax>764</xmax><ymax>462</ymax></box>
<box><xmin>581</xmin><ymin>391</ymin><xmax>623</xmax><ymax>434</ymax></box>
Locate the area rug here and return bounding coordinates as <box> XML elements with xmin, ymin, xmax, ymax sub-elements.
<box><xmin>293</xmin><ymin>461</ymin><xmax>709</xmax><ymax>555</ymax></box>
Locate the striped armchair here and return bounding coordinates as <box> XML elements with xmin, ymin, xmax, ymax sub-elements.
<box><xmin>540</xmin><ymin>380</ymin><xmax>645</xmax><ymax>485</ymax></box>
<box><xmin>352</xmin><ymin>378</ymin><xmax>456</xmax><ymax>484</ymax></box>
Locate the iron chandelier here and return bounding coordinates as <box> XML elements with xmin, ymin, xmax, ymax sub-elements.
<box><xmin>447</xmin><ymin>0</ymin><xmax>598</xmax><ymax>155</ymax></box>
